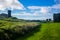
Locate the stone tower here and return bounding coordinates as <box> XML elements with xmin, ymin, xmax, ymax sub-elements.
<box><xmin>8</xmin><ymin>10</ymin><xmax>11</xmax><ymax>18</ymax></box>
<box><xmin>53</xmin><ymin>13</ymin><xmax>60</xmax><ymax>22</ymax></box>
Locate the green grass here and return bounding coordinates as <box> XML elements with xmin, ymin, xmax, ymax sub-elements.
<box><xmin>16</xmin><ymin>23</ymin><xmax>60</xmax><ymax>40</ymax></box>
<box><xmin>0</xmin><ymin>20</ymin><xmax>39</xmax><ymax>29</ymax></box>
<box><xmin>0</xmin><ymin>20</ymin><xmax>40</xmax><ymax>40</ymax></box>
<box><xmin>0</xmin><ymin>20</ymin><xmax>60</xmax><ymax>40</ymax></box>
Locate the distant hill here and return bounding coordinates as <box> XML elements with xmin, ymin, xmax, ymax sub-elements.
<box><xmin>0</xmin><ymin>13</ymin><xmax>8</xmax><ymax>18</ymax></box>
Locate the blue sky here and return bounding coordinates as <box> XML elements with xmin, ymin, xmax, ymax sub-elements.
<box><xmin>19</xmin><ymin>0</ymin><xmax>55</xmax><ymax>6</ymax></box>
<box><xmin>0</xmin><ymin>0</ymin><xmax>60</xmax><ymax>20</ymax></box>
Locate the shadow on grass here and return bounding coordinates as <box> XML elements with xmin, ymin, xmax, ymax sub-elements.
<box><xmin>16</xmin><ymin>24</ymin><xmax>41</xmax><ymax>40</ymax></box>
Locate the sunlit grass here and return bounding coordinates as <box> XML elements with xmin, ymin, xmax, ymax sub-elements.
<box><xmin>0</xmin><ymin>20</ymin><xmax>39</xmax><ymax>29</ymax></box>
<box><xmin>16</xmin><ymin>23</ymin><xmax>60</xmax><ymax>40</ymax></box>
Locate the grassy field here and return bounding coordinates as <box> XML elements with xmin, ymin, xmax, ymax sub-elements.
<box><xmin>16</xmin><ymin>23</ymin><xmax>60</xmax><ymax>40</ymax></box>
<box><xmin>0</xmin><ymin>20</ymin><xmax>40</xmax><ymax>40</ymax></box>
<box><xmin>0</xmin><ymin>20</ymin><xmax>60</xmax><ymax>40</ymax></box>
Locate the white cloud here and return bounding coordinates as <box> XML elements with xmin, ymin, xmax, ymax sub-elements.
<box><xmin>12</xmin><ymin>12</ymin><xmax>41</xmax><ymax>20</ymax></box>
<box><xmin>28</xmin><ymin>6</ymin><xmax>50</xmax><ymax>14</ymax></box>
<box><xmin>12</xmin><ymin>11</ymin><xmax>53</xmax><ymax>20</ymax></box>
<box><xmin>12</xmin><ymin>3</ymin><xmax>60</xmax><ymax>20</ymax></box>
<box><xmin>12</xmin><ymin>12</ymin><xmax>38</xmax><ymax>16</ymax></box>
<box><xmin>0</xmin><ymin>0</ymin><xmax>25</xmax><ymax>10</ymax></box>
<box><xmin>52</xmin><ymin>4</ymin><xmax>60</xmax><ymax>9</ymax></box>
<box><xmin>27</xmin><ymin>3</ymin><xmax>60</xmax><ymax>14</ymax></box>
<box><xmin>28</xmin><ymin>6</ymin><xmax>41</xmax><ymax>10</ymax></box>
<box><xmin>25</xmin><ymin>3</ymin><xmax>60</xmax><ymax>20</ymax></box>
<box><xmin>40</xmin><ymin>7</ymin><xmax>50</xmax><ymax>14</ymax></box>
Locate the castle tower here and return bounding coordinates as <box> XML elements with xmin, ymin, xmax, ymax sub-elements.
<box><xmin>53</xmin><ymin>13</ymin><xmax>60</xmax><ymax>22</ymax></box>
<box><xmin>8</xmin><ymin>10</ymin><xmax>11</xmax><ymax>18</ymax></box>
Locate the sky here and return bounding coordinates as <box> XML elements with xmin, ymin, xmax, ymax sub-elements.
<box><xmin>0</xmin><ymin>0</ymin><xmax>60</xmax><ymax>20</ymax></box>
